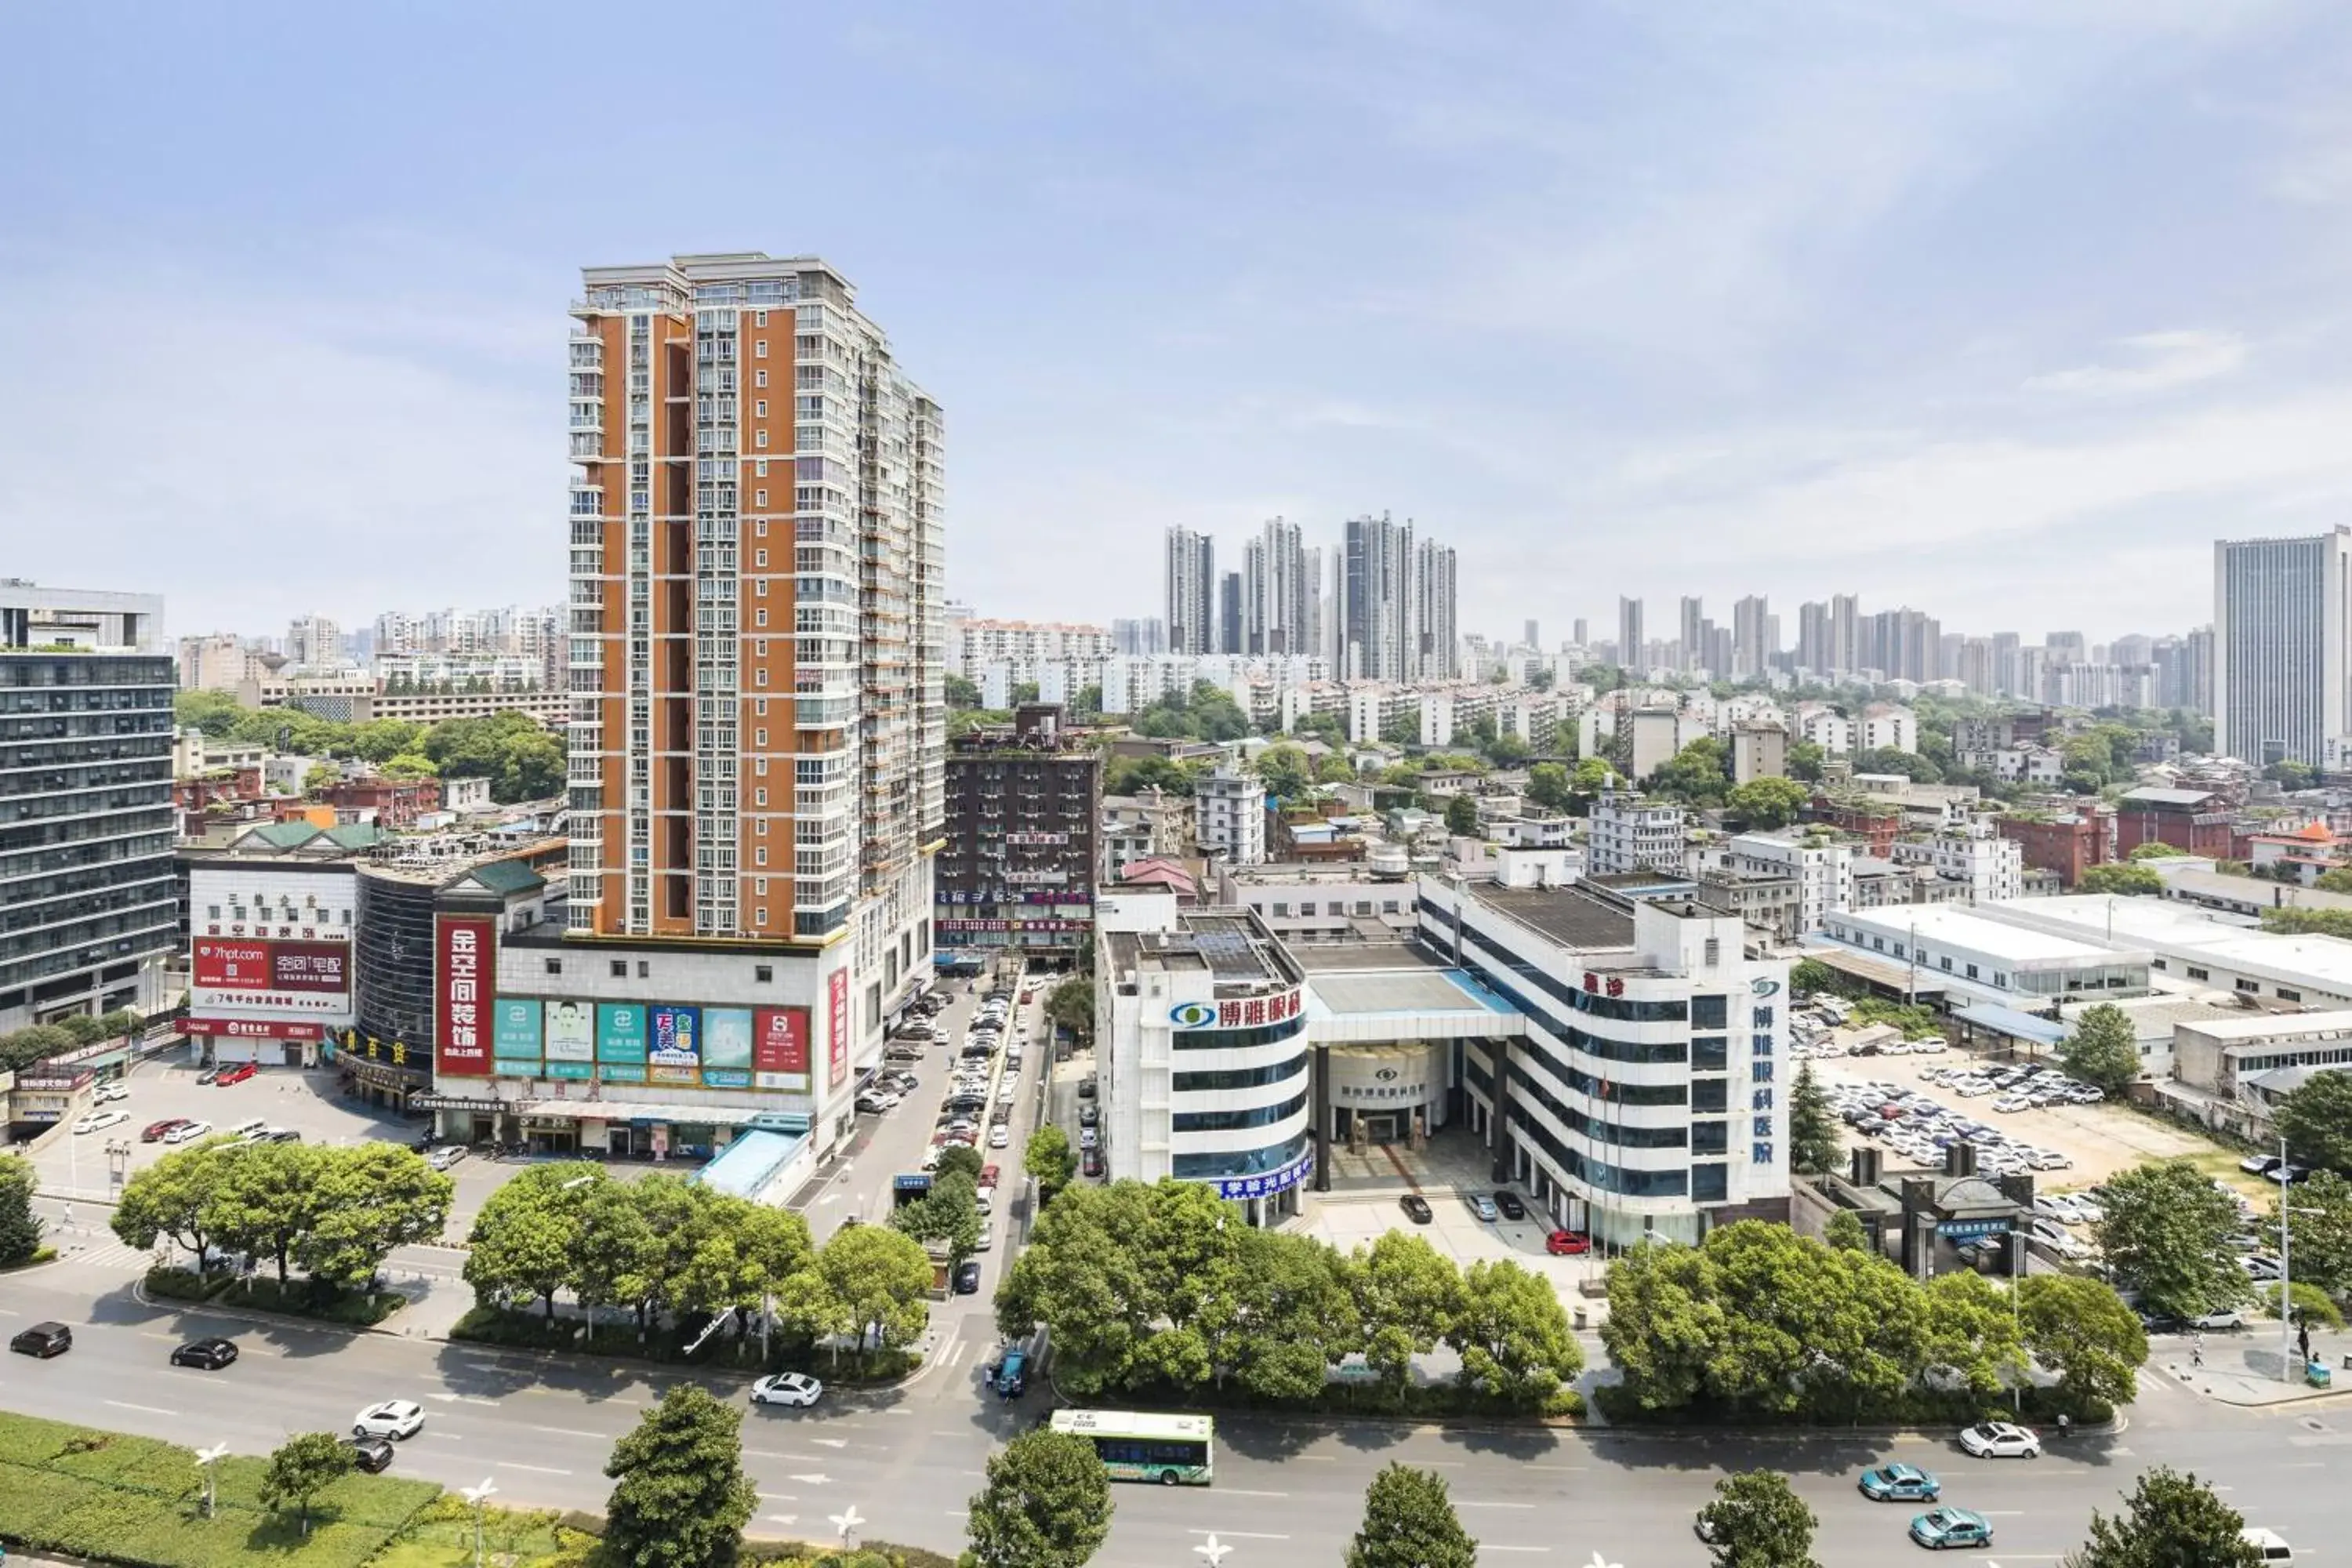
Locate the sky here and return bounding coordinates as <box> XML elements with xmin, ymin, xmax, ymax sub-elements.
<box><xmin>5</xmin><ymin>1</ymin><xmax>2352</xmax><ymax>648</ymax></box>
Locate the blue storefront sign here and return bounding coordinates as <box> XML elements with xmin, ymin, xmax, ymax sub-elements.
<box><xmin>1938</xmin><ymin>1218</ymin><xmax>2013</xmax><ymax>1240</ymax></box>
<box><xmin>1212</xmin><ymin>1146</ymin><xmax>1316</xmax><ymax>1203</ymax></box>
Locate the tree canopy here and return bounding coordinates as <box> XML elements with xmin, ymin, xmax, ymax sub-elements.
<box><xmin>1727</xmin><ymin>775</ymin><xmax>1809</xmax><ymax>828</ymax></box>
<box><xmin>2071</xmin><ymin>1468</ymin><xmax>2261</xmax><ymax>1568</ymax></box>
<box><xmin>1345</xmin><ymin>1464</ymin><xmax>1477</xmax><ymax>1568</ymax></box>
<box><xmin>2060</xmin><ymin>1003</ymin><xmax>2141</xmax><ymax>1095</ymax></box>
<box><xmin>2091</xmin><ymin>1158</ymin><xmax>2249</xmax><ymax>1320</ymax></box>
<box><xmin>601</xmin><ymin>1386</ymin><xmax>758</xmax><ymax>1568</ymax></box>
<box><xmin>2274</xmin><ymin>1071</ymin><xmax>2352</xmax><ymax>1174</ymax></box>
<box><xmin>964</xmin><ymin>1428</ymin><xmax>1113</xmax><ymax>1568</ymax></box>
<box><xmin>2080</xmin><ymin>862</ymin><xmax>2165</xmax><ymax>897</ymax></box>
<box><xmin>1695</xmin><ymin>1471</ymin><xmax>1820</xmax><ymax>1568</ymax></box>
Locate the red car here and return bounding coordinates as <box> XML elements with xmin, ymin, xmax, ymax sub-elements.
<box><xmin>214</xmin><ymin>1062</ymin><xmax>257</xmax><ymax>1086</ymax></box>
<box><xmin>1545</xmin><ymin>1229</ymin><xmax>1592</xmax><ymax>1256</ymax></box>
<box><xmin>141</xmin><ymin>1118</ymin><xmax>191</xmax><ymax>1143</ymax></box>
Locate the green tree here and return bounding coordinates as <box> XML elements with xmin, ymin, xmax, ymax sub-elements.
<box><xmin>2071</xmin><ymin>1467</ymin><xmax>2260</xmax><ymax>1568</ymax></box>
<box><xmin>1444</xmin><ymin>1258</ymin><xmax>1583</xmax><ymax>1406</ymax></box>
<box><xmin>1822</xmin><ymin>1210</ymin><xmax>1868</xmax><ymax>1253</ymax></box>
<box><xmin>1255</xmin><ymin>743</ymin><xmax>1313</xmax><ymax>801</ymax></box>
<box><xmin>1693</xmin><ymin>1470</ymin><xmax>1820</xmax><ymax>1568</ymax></box>
<box><xmin>2080</xmin><ymin>862</ymin><xmax>2165</xmax><ymax>897</ymax></box>
<box><xmin>2262</xmin><ymin>1279</ymin><xmax>2345</xmax><ymax>1329</ymax></box>
<box><xmin>1646</xmin><ymin>738</ymin><xmax>1731</xmax><ymax>806</ymax></box>
<box><xmin>464</xmin><ymin>1162</ymin><xmax>601</xmax><ymax>1319</ymax></box>
<box><xmin>112</xmin><ymin>1142</ymin><xmax>234</xmax><ymax>1268</ymax></box>
<box><xmin>1524</xmin><ymin>762</ymin><xmax>1571</xmax><ymax>812</ymax></box>
<box><xmin>1788</xmin><ymin>1063</ymin><xmax>1841</xmax><ymax>1177</ymax></box>
<box><xmin>1345</xmin><ymin>1462</ymin><xmax>1477</xmax><ymax>1568</ymax></box>
<box><xmin>299</xmin><ymin>762</ymin><xmax>337</xmax><ymax>797</ymax></box>
<box><xmin>2127</xmin><ymin>840</ymin><xmax>2190</xmax><ymax>861</ymax></box>
<box><xmin>1727</xmin><ymin>775</ymin><xmax>1809</xmax><ymax>829</ymax></box>
<box><xmin>945</xmin><ymin>673</ymin><xmax>982</xmax><ymax>709</ymax></box>
<box><xmin>1786</xmin><ymin>740</ymin><xmax>1826</xmax><ymax>782</ymax></box>
<box><xmin>1856</xmin><ymin>745</ymin><xmax>1939</xmax><ymax>782</ymax></box>
<box><xmin>350</xmin><ymin>718</ymin><xmax>426</xmax><ymax>763</ymax></box>
<box><xmin>936</xmin><ymin>1143</ymin><xmax>986</xmax><ymax>1186</ymax></box>
<box><xmin>175</xmin><ymin>689</ymin><xmax>248</xmax><ymax>732</ymax></box>
<box><xmin>0</xmin><ymin>1152</ymin><xmax>42</xmax><ymax>1266</ymax></box>
<box><xmin>2017</xmin><ymin>1273</ymin><xmax>2149</xmax><ymax>1410</ymax></box>
<box><xmin>1026</xmin><ymin>1125</ymin><xmax>1077</xmax><ymax>1194</ymax></box>
<box><xmin>964</xmin><ymin>1427</ymin><xmax>1112</xmax><ymax>1568</ymax></box>
<box><xmin>380</xmin><ymin>751</ymin><xmax>438</xmax><ymax>779</ymax></box>
<box><xmin>0</xmin><ymin>1022</ymin><xmax>75</xmax><ymax>1071</ymax></box>
<box><xmin>2266</xmin><ymin>759</ymin><xmax>2318</xmax><ymax>792</ymax></box>
<box><xmin>1380</xmin><ymin>710</ymin><xmax>1421</xmax><ymax>746</ymax></box>
<box><xmin>1353</xmin><ymin>1231</ymin><xmax>1461</xmax><ymax>1393</ymax></box>
<box><xmin>211</xmin><ymin>1140</ymin><xmax>328</xmax><ymax>1286</ymax></box>
<box><xmin>601</xmin><ymin>1385</ymin><xmax>758</xmax><ymax>1568</ymax></box>
<box><xmin>1791</xmin><ymin>958</ymin><xmax>1846</xmax><ymax>997</ymax></box>
<box><xmin>2093</xmin><ymin>1160</ymin><xmax>2252</xmax><ymax>1320</ymax></box>
<box><xmin>1922</xmin><ymin>1269</ymin><xmax>2027</xmax><ymax>1399</ymax></box>
<box><xmin>298</xmin><ymin>1143</ymin><xmax>455</xmax><ymax>1287</ymax></box>
<box><xmin>258</xmin><ymin>1432</ymin><xmax>351</xmax><ymax>1534</ymax></box>
<box><xmin>2060</xmin><ymin>1003</ymin><xmax>2141</xmax><ymax>1096</ymax></box>
<box><xmin>1443</xmin><ymin>792</ymin><xmax>1481</xmax><ymax>836</ymax></box>
<box><xmin>1226</xmin><ymin>1227</ymin><xmax>1359</xmax><ymax>1401</ymax></box>
<box><xmin>2263</xmin><ymin>906</ymin><xmax>2352</xmax><ymax>939</ymax></box>
<box><xmin>2271</xmin><ymin>1169</ymin><xmax>2352</xmax><ymax>1297</ymax></box>
<box><xmin>893</xmin><ymin>1170</ymin><xmax>982</xmax><ymax>1264</ymax></box>
<box><xmin>2274</xmin><ymin>1072</ymin><xmax>2352</xmax><ymax>1175</ymax></box>
<box><xmin>785</xmin><ymin>1223</ymin><xmax>932</xmax><ymax>1357</ymax></box>
<box><xmin>1045</xmin><ymin>974</ymin><xmax>1094</xmax><ymax>1048</ymax></box>
<box><xmin>2314</xmin><ymin>866</ymin><xmax>2352</xmax><ymax>895</ymax></box>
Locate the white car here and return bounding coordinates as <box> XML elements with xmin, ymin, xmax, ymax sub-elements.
<box><xmin>989</xmin><ymin>1126</ymin><xmax>1011</xmax><ymax>1149</ymax></box>
<box><xmin>750</xmin><ymin>1372</ymin><xmax>823</xmax><ymax>1407</ymax></box>
<box><xmin>163</xmin><ymin>1120</ymin><xmax>214</xmax><ymax>1145</ymax></box>
<box><xmin>2034</xmin><ymin>1195</ymin><xmax>2083</xmax><ymax>1225</ymax></box>
<box><xmin>73</xmin><ymin>1109</ymin><xmax>129</xmax><ymax>1134</ymax></box>
<box><xmin>353</xmin><ymin>1400</ymin><xmax>426</xmax><ymax>1439</ymax></box>
<box><xmin>95</xmin><ymin>1083</ymin><xmax>130</xmax><ymax>1103</ymax></box>
<box><xmin>1079</xmin><ymin>1127</ymin><xmax>1099</xmax><ymax>1149</ymax></box>
<box><xmin>1958</xmin><ymin>1420</ymin><xmax>2042</xmax><ymax>1459</ymax></box>
<box><xmin>975</xmin><ymin>1221</ymin><xmax>996</xmax><ymax>1252</ymax></box>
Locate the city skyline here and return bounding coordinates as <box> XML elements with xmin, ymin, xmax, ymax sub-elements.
<box><xmin>9</xmin><ymin>5</ymin><xmax>2352</xmax><ymax>637</ymax></box>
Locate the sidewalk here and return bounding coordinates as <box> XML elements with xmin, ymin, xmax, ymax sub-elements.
<box><xmin>2165</xmin><ymin>1323</ymin><xmax>2352</xmax><ymax>1406</ymax></box>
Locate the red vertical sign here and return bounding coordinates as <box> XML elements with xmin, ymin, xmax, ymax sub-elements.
<box><xmin>435</xmin><ymin>915</ymin><xmax>495</xmax><ymax>1076</ymax></box>
<box><xmin>826</xmin><ymin>967</ymin><xmax>850</xmax><ymax>1089</ymax></box>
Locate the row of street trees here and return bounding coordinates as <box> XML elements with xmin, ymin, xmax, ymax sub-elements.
<box><xmin>0</xmin><ymin>1006</ymin><xmax>143</xmax><ymax>1071</ymax></box>
<box><xmin>463</xmin><ymin>1163</ymin><xmax>934</xmax><ymax>1359</ymax></box>
<box><xmin>1604</xmin><ymin>1220</ymin><xmax>2146</xmax><ymax>1421</ymax></box>
<box><xmin>998</xmin><ymin>1179</ymin><xmax>1582</xmax><ymax>1410</ymax></box>
<box><xmin>111</xmin><ymin>1138</ymin><xmax>452</xmax><ymax>1290</ymax></box>
<box><xmin>2096</xmin><ymin>1156</ymin><xmax>2352</xmax><ymax>1319</ymax></box>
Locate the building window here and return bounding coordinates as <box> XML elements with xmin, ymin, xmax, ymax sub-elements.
<box><xmin>754</xmin><ymin>430</ymin><xmax>768</xmax><ymax>448</ymax></box>
<box><xmin>755</xmin><ymin>492</ymin><xmax>768</xmax><ymax>510</ymax></box>
<box><xmin>1703</xmin><ymin>938</ymin><xmax>1721</xmax><ymax>967</ymax></box>
<box><xmin>1966</xmin><ymin>963</ymin><xmax>1979</xmax><ymax>979</ymax></box>
<box><xmin>610</xmin><ymin>960</ymin><xmax>627</xmax><ymax>978</ymax></box>
<box><xmin>544</xmin><ymin>958</ymin><xmax>561</xmax><ymax>975</ymax></box>
<box><xmin>755</xmin><ymin>908</ymin><xmax>769</xmax><ymax>927</ymax></box>
<box><xmin>755</xmin><ymin>400</ymin><xmax>768</xmax><ymax>417</ymax></box>
<box><xmin>207</xmin><ymin>905</ymin><xmax>220</xmax><ymax>920</ymax></box>
<box><xmin>2237</xmin><ymin>978</ymin><xmax>2259</xmax><ymax>994</ymax></box>
<box><xmin>1692</xmin><ymin>995</ymin><xmax>1728</xmax><ymax>1029</ymax></box>
<box><xmin>756</xmin><ymin>964</ymin><xmax>773</xmax><ymax>982</ymax></box>
<box><xmin>755</xmin><ymin>458</ymin><xmax>768</xmax><ymax>474</ymax></box>
<box><xmin>1693</xmin><ymin>1036</ymin><xmax>1728</xmax><ymax>1071</ymax></box>
<box><xmin>754</xmin><ymin>339</ymin><xmax>768</xmax><ymax>358</ymax></box>
<box><xmin>1691</xmin><ymin>1120</ymin><xmax>1728</xmax><ymax>1155</ymax></box>
<box><xmin>1690</xmin><ymin>1163</ymin><xmax>1728</xmax><ymax>1203</ymax></box>
<box><xmin>1691</xmin><ymin>1078</ymin><xmax>1727</xmax><ymax>1112</ymax></box>
<box><xmin>755</xmin><ymin>371</ymin><xmax>768</xmax><ymax>389</ymax></box>
<box><xmin>637</xmin><ymin>960</ymin><xmax>650</xmax><ymax>978</ymax></box>
<box><xmin>753</xmin><ymin>310</ymin><xmax>768</xmax><ymax>327</ymax></box>
<box><xmin>2280</xmin><ymin>987</ymin><xmax>2304</xmax><ymax>1003</ymax></box>
<box><xmin>2187</xmin><ymin>966</ymin><xmax>2209</xmax><ymax>981</ymax></box>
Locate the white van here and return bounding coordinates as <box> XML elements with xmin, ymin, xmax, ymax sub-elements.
<box><xmin>2243</xmin><ymin>1529</ymin><xmax>2293</xmax><ymax>1563</ymax></box>
<box><xmin>230</xmin><ymin>1117</ymin><xmax>269</xmax><ymax>1140</ymax></box>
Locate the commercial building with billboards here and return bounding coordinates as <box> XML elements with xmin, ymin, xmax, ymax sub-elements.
<box><xmin>184</xmin><ymin>854</ymin><xmax>358</xmax><ymax>1066</ymax></box>
<box><xmin>935</xmin><ymin>705</ymin><xmax>1101</xmax><ymax>969</ymax></box>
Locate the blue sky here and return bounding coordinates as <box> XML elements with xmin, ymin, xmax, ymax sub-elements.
<box><xmin>5</xmin><ymin>1</ymin><xmax>2350</xmax><ymax>647</ymax></box>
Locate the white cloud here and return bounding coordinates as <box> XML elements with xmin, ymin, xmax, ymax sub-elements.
<box><xmin>2022</xmin><ymin>330</ymin><xmax>2249</xmax><ymax>397</ymax></box>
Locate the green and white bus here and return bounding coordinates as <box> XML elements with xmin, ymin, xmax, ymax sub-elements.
<box><xmin>1049</xmin><ymin>1409</ymin><xmax>1215</xmax><ymax>1485</ymax></box>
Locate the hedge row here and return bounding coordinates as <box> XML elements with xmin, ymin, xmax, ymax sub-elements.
<box><xmin>1590</xmin><ymin>1381</ymin><xmax>2113</xmax><ymax>1429</ymax></box>
<box><xmin>142</xmin><ymin>1265</ymin><xmax>405</xmax><ymax>1325</ymax></box>
<box><xmin>449</xmin><ymin>1305</ymin><xmax>923</xmax><ymax>1383</ymax></box>
<box><xmin>0</xmin><ymin>1410</ymin><xmax>439</xmax><ymax>1568</ymax></box>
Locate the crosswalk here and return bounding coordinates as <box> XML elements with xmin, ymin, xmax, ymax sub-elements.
<box><xmin>43</xmin><ymin>1227</ymin><xmax>162</xmax><ymax>1273</ymax></box>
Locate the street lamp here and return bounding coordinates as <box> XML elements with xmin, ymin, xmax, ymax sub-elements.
<box><xmin>829</xmin><ymin>1504</ymin><xmax>864</xmax><ymax>1551</ymax></box>
<box><xmin>460</xmin><ymin>1478</ymin><xmax>498</xmax><ymax>1568</ymax></box>
<box><xmin>2277</xmin><ymin>1137</ymin><xmax>2325</xmax><ymax>1385</ymax></box>
<box><xmin>194</xmin><ymin>1443</ymin><xmax>230</xmax><ymax>1519</ymax></box>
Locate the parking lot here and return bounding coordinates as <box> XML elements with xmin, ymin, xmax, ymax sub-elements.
<box><xmin>1812</xmin><ymin>1047</ymin><xmax>2232</xmax><ymax>1192</ymax></box>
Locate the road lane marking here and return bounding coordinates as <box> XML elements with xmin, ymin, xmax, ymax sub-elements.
<box><xmin>103</xmin><ymin>1401</ymin><xmax>178</xmax><ymax>1416</ymax></box>
<box><xmin>1454</xmin><ymin>1501</ymin><xmax>1536</xmax><ymax>1510</ymax></box>
<box><xmin>1188</xmin><ymin>1530</ymin><xmax>1289</xmax><ymax>1541</ymax></box>
<box><xmin>529</xmin><ymin>1425</ymin><xmax>606</xmax><ymax>1439</ymax></box>
<box><xmin>1215</xmin><ymin>1489</ymin><xmax>1290</xmax><ymax>1498</ymax></box>
<box><xmin>1480</xmin><ymin>1549</ymin><xmax>1552</xmax><ymax>1556</ymax></box>
<box><xmin>811</xmin><ymin>1436</ymin><xmax>848</xmax><ymax>1448</ymax></box>
<box><xmin>495</xmin><ymin>1461</ymin><xmax>571</xmax><ymax>1475</ymax></box>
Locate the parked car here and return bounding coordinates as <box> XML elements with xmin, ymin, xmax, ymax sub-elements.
<box><xmin>140</xmin><ymin>1117</ymin><xmax>191</xmax><ymax>1143</ymax></box>
<box><xmin>750</xmin><ymin>1372</ymin><xmax>824</xmax><ymax>1407</ymax></box>
<box><xmin>1546</xmin><ymin>1229</ymin><xmax>1592</xmax><ymax>1255</ymax></box>
<box><xmin>426</xmin><ymin>1145</ymin><xmax>466</xmax><ymax>1171</ymax></box>
<box><xmin>169</xmin><ymin>1337</ymin><xmax>240</xmax><ymax>1370</ymax></box>
<box><xmin>1081</xmin><ymin>1149</ymin><xmax>1103</xmax><ymax>1178</ymax></box>
<box><xmin>194</xmin><ymin>1065</ymin><xmax>220</xmax><ymax>1085</ymax></box>
<box><xmin>163</xmin><ymin>1120</ymin><xmax>215</xmax><ymax>1145</ymax></box>
<box><xmin>1465</xmin><ymin>1193</ymin><xmax>1501</xmax><ymax>1222</ymax></box>
<box><xmin>991</xmin><ymin>1348</ymin><xmax>1029</xmax><ymax>1398</ymax></box>
<box><xmin>1957</xmin><ymin>1421</ymin><xmax>2041</xmax><ymax>1459</ymax></box>
<box><xmin>73</xmin><ymin>1109</ymin><xmax>129</xmax><ymax>1134</ymax></box>
<box><xmin>989</xmin><ymin>1126</ymin><xmax>1011</xmax><ymax>1149</ymax></box>
<box><xmin>215</xmin><ymin>1062</ymin><xmax>257</xmax><ymax>1087</ymax></box>
<box><xmin>1492</xmin><ymin>1191</ymin><xmax>1526</xmax><ymax>1221</ymax></box>
<box><xmin>1077</xmin><ymin>1078</ymin><xmax>1097</xmax><ymax>1098</ymax></box>
<box><xmin>1911</xmin><ymin>1507</ymin><xmax>1994</xmax><ymax>1548</ymax></box>
<box><xmin>1399</xmin><ymin>1194</ymin><xmax>1434</xmax><ymax>1225</ymax></box>
<box><xmin>352</xmin><ymin>1400</ymin><xmax>426</xmax><ymax>1439</ymax></box>
<box><xmin>10</xmin><ymin>1322</ymin><xmax>72</xmax><ymax>1358</ymax></box>
<box><xmin>1858</xmin><ymin>1462</ymin><xmax>1941</xmax><ymax>1501</ymax></box>
<box><xmin>953</xmin><ymin>1260</ymin><xmax>983</xmax><ymax>1295</ymax></box>
<box><xmin>95</xmin><ymin>1081</ymin><xmax>129</xmax><ymax>1103</ymax></box>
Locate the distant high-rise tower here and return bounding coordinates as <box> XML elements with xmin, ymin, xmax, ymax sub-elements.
<box><xmin>1242</xmin><ymin>517</ymin><xmax>1312</xmax><ymax>655</ymax></box>
<box><xmin>1164</xmin><ymin>528</ymin><xmax>1216</xmax><ymax>655</ymax></box>
<box><xmin>1341</xmin><ymin>514</ymin><xmax>1415</xmax><ymax>681</ymax></box>
<box><xmin>1679</xmin><ymin>597</ymin><xmax>1706</xmax><ymax>674</ymax></box>
<box><xmin>1218</xmin><ymin>571</ymin><xmax>1243</xmax><ymax>656</ymax></box>
<box><xmin>286</xmin><ymin>615</ymin><xmax>343</xmax><ymax>670</ymax></box>
<box><xmin>1411</xmin><ymin>536</ymin><xmax>1458</xmax><ymax>681</ymax></box>
<box><xmin>2214</xmin><ymin>529</ymin><xmax>2352</xmax><ymax>765</ymax></box>
<box><xmin>1732</xmin><ymin>596</ymin><xmax>1770</xmax><ymax>681</ymax></box>
<box><xmin>1618</xmin><ymin>597</ymin><xmax>1645</xmax><ymax>677</ymax></box>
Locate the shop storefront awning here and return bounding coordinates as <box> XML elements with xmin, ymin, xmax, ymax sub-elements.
<box><xmin>506</xmin><ymin>1099</ymin><xmax>780</xmax><ymax>1127</ymax></box>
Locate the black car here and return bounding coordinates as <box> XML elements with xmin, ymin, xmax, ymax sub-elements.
<box><xmin>1076</xmin><ymin>1078</ymin><xmax>1097</xmax><ymax>1099</ymax></box>
<box><xmin>953</xmin><ymin>1259</ymin><xmax>984</xmax><ymax>1295</ymax></box>
<box><xmin>10</xmin><ymin>1322</ymin><xmax>72</xmax><ymax>1358</ymax></box>
<box><xmin>2139</xmin><ymin>1312</ymin><xmax>2191</xmax><ymax>1336</ymax></box>
<box><xmin>169</xmin><ymin>1336</ymin><xmax>240</xmax><ymax>1370</ymax></box>
<box><xmin>1399</xmin><ymin>1194</ymin><xmax>1434</xmax><ymax>1225</ymax></box>
<box><xmin>344</xmin><ymin>1436</ymin><xmax>395</xmax><ymax>1474</ymax></box>
<box><xmin>1081</xmin><ymin>1149</ymin><xmax>1103</xmax><ymax>1178</ymax></box>
<box><xmin>1493</xmin><ymin>1191</ymin><xmax>1526</xmax><ymax>1221</ymax></box>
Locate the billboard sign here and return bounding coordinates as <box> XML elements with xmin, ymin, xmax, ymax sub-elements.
<box><xmin>543</xmin><ymin>1000</ymin><xmax>595</xmax><ymax>1080</ymax></box>
<box><xmin>701</xmin><ymin>1007</ymin><xmax>753</xmax><ymax>1089</ymax></box>
<box><xmin>433</xmin><ymin>916</ymin><xmax>493</xmax><ymax>1076</ymax></box>
<box><xmin>191</xmin><ymin>937</ymin><xmax>353</xmax><ymax>1017</ymax></box>
<box><xmin>596</xmin><ymin>1003</ymin><xmax>648</xmax><ymax>1083</ymax></box>
<box><xmin>184</xmin><ymin>1017</ymin><xmax>325</xmax><ymax>1042</ymax></box>
<box><xmin>492</xmin><ymin>999</ymin><xmax>543</xmax><ymax>1065</ymax></box>
<box><xmin>753</xmin><ymin>1007</ymin><xmax>811</xmax><ymax>1090</ymax></box>
<box><xmin>826</xmin><ymin>967</ymin><xmax>850</xmax><ymax>1090</ymax></box>
<box><xmin>648</xmin><ymin>1004</ymin><xmax>701</xmax><ymax>1085</ymax></box>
